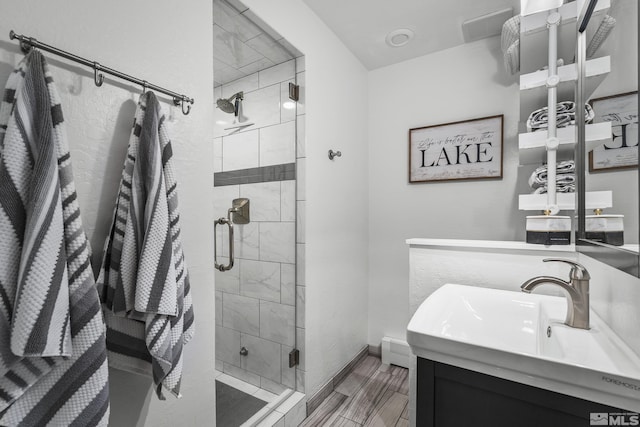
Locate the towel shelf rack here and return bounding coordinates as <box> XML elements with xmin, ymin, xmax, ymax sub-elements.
<box><xmin>9</xmin><ymin>30</ymin><xmax>195</xmax><ymax>115</ymax></box>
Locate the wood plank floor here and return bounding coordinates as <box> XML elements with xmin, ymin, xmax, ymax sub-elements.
<box><xmin>300</xmin><ymin>356</ymin><xmax>409</xmax><ymax>427</ymax></box>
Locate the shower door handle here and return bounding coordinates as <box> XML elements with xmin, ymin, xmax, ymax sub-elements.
<box><xmin>214</xmin><ymin>217</ymin><xmax>234</xmax><ymax>272</ymax></box>
<box><xmin>214</xmin><ymin>198</ymin><xmax>249</xmax><ymax>272</ymax></box>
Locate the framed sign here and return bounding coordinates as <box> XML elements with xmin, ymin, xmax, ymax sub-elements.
<box><xmin>589</xmin><ymin>91</ymin><xmax>638</xmax><ymax>172</ymax></box>
<box><xmin>409</xmin><ymin>115</ymin><xmax>503</xmax><ymax>183</ymax></box>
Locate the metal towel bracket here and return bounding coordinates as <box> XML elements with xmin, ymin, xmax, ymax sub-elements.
<box><xmin>9</xmin><ymin>30</ymin><xmax>195</xmax><ymax>115</ymax></box>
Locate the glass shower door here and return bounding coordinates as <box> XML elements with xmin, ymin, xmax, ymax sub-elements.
<box><xmin>212</xmin><ymin>2</ymin><xmax>305</xmax><ymax>424</ymax></box>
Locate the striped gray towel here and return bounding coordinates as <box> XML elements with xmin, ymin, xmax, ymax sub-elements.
<box><xmin>526</xmin><ymin>101</ymin><xmax>595</xmax><ymax>132</ymax></box>
<box><xmin>0</xmin><ymin>50</ymin><xmax>109</xmax><ymax>426</ymax></box>
<box><xmin>501</xmin><ymin>11</ymin><xmax>614</xmax><ymax>75</ymax></box>
<box><xmin>501</xmin><ymin>15</ymin><xmax>520</xmax><ymax>75</ymax></box>
<box><xmin>587</xmin><ymin>15</ymin><xmax>616</xmax><ymax>58</ymax></box>
<box><xmin>528</xmin><ymin>160</ymin><xmax>576</xmax><ymax>194</ymax></box>
<box><xmin>97</xmin><ymin>91</ymin><xmax>194</xmax><ymax>400</ymax></box>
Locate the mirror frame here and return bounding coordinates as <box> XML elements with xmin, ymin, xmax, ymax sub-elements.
<box><xmin>575</xmin><ymin>0</ymin><xmax>640</xmax><ymax>277</ymax></box>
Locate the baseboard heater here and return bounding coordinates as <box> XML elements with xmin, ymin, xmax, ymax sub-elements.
<box><xmin>381</xmin><ymin>336</ymin><xmax>411</xmax><ymax>369</ymax></box>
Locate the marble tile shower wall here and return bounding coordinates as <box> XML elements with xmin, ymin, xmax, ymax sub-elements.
<box><xmin>213</xmin><ymin>57</ymin><xmax>306</xmax><ymax>395</ymax></box>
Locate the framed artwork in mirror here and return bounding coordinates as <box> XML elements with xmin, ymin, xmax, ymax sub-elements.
<box><xmin>409</xmin><ymin>115</ymin><xmax>503</xmax><ymax>183</ymax></box>
<box><xmin>588</xmin><ymin>91</ymin><xmax>638</xmax><ymax>172</ymax></box>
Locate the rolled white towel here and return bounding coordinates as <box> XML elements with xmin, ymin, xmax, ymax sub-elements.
<box><xmin>527</xmin><ymin>102</ymin><xmax>594</xmax><ymax>132</ymax></box>
<box><xmin>532</xmin><ymin>177</ymin><xmax>576</xmax><ymax>194</ymax></box>
<box><xmin>528</xmin><ymin>160</ymin><xmax>576</xmax><ymax>189</ymax></box>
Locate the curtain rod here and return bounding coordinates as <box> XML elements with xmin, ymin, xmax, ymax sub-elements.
<box><xmin>9</xmin><ymin>30</ymin><xmax>194</xmax><ymax>115</ymax></box>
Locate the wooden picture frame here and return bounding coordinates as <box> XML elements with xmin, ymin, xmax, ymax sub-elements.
<box><xmin>588</xmin><ymin>91</ymin><xmax>638</xmax><ymax>172</ymax></box>
<box><xmin>409</xmin><ymin>115</ymin><xmax>503</xmax><ymax>183</ymax></box>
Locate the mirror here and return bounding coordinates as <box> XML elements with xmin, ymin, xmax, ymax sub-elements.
<box><xmin>576</xmin><ymin>0</ymin><xmax>639</xmax><ymax>276</ymax></box>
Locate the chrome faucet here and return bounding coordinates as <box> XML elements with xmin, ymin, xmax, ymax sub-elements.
<box><xmin>520</xmin><ymin>258</ymin><xmax>590</xmax><ymax>329</ymax></box>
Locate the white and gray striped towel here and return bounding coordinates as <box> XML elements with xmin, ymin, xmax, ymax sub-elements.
<box><xmin>0</xmin><ymin>50</ymin><xmax>109</xmax><ymax>426</ymax></box>
<box><xmin>529</xmin><ymin>160</ymin><xmax>576</xmax><ymax>194</ymax></box>
<box><xmin>526</xmin><ymin>101</ymin><xmax>595</xmax><ymax>132</ymax></box>
<box><xmin>501</xmin><ymin>15</ymin><xmax>520</xmax><ymax>75</ymax></box>
<box><xmin>97</xmin><ymin>91</ymin><xmax>194</xmax><ymax>399</ymax></box>
<box><xmin>587</xmin><ymin>15</ymin><xmax>616</xmax><ymax>58</ymax></box>
<box><xmin>500</xmin><ymin>12</ymin><xmax>615</xmax><ymax>75</ymax></box>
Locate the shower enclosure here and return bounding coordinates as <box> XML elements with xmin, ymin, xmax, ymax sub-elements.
<box><xmin>212</xmin><ymin>0</ymin><xmax>306</xmax><ymax>423</ymax></box>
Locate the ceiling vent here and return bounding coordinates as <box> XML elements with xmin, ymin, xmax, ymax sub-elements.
<box><xmin>462</xmin><ymin>7</ymin><xmax>514</xmax><ymax>43</ymax></box>
<box><xmin>385</xmin><ymin>29</ymin><xmax>415</xmax><ymax>47</ymax></box>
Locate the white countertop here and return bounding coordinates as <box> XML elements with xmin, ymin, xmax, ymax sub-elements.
<box><xmin>406</xmin><ymin>238</ymin><xmax>576</xmax><ymax>252</ymax></box>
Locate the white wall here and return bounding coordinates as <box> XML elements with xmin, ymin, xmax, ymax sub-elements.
<box><xmin>242</xmin><ymin>0</ymin><xmax>370</xmax><ymax>398</ymax></box>
<box><xmin>368</xmin><ymin>37</ymin><xmax>523</xmax><ymax>347</ymax></box>
<box><xmin>579</xmin><ymin>253</ymin><xmax>640</xmax><ymax>358</ymax></box>
<box><xmin>408</xmin><ymin>242</ymin><xmax>577</xmax><ymax>317</ymax></box>
<box><xmin>0</xmin><ymin>1</ymin><xmax>215</xmax><ymax>426</ymax></box>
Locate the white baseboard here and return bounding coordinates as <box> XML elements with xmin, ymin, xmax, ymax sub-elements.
<box><xmin>381</xmin><ymin>337</ymin><xmax>410</xmax><ymax>369</ymax></box>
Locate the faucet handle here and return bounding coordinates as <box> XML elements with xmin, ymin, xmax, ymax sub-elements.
<box><xmin>543</xmin><ymin>258</ymin><xmax>591</xmax><ymax>281</ymax></box>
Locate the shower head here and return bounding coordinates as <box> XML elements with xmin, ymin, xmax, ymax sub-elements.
<box><xmin>216</xmin><ymin>98</ymin><xmax>235</xmax><ymax>113</ymax></box>
<box><xmin>216</xmin><ymin>91</ymin><xmax>243</xmax><ymax>115</ymax></box>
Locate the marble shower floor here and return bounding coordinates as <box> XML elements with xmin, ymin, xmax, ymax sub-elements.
<box><xmin>216</xmin><ymin>380</ymin><xmax>268</xmax><ymax>426</ymax></box>
<box><xmin>215</xmin><ymin>370</ymin><xmax>280</xmax><ymax>404</ymax></box>
<box><xmin>215</xmin><ymin>370</ymin><xmax>307</xmax><ymax>426</ymax></box>
<box><xmin>300</xmin><ymin>356</ymin><xmax>410</xmax><ymax>427</ymax></box>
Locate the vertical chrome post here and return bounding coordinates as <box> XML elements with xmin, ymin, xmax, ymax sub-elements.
<box><xmin>546</xmin><ymin>12</ymin><xmax>562</xmax><ymax>214</ymax></box>
<box><xmin>575</xmin><ymin>6</ymin><xmax>589</xmax><ymax>241</ymax></box>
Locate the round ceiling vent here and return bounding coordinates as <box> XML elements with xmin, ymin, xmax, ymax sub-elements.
<box><xmin>385</xmin><ymin>29</ymin><xmax>414</xmax><ymax>47</ymax></box>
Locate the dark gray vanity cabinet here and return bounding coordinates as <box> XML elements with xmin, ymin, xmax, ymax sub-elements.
<box><xmin>417</xmin><ymin>358</ymin><xmax>623</xmax><ymax>427</ymax></box>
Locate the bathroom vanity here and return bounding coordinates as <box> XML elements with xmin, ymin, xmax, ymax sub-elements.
<box><xmin>415</xmin><ymin>358</ymin><xmax>619</xmax><ymax>427</ymax></box>
<box><xmin>408</xmin><ymin>283</ymin><xmax>640</xmax><ymax>426</ymax></box>
<box><xmin>405</xmin><ymin>239</ymin><xmax>640</xmax><ymax>426</ymax></box>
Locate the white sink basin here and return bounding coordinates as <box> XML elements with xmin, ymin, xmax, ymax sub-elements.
<box><xmin>407</xmin><ymin>283</ymin><xmax>640</xmax><ymax>411</ymax></box>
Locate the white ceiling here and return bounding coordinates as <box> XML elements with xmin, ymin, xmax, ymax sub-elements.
<box><xmin>301</xmin><ymin>0</ymin><xmax>522</xmax><ymax>70</ymax></box>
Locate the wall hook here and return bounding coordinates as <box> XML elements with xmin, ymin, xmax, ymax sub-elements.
<box><xmin>19</xmin><ymin>40</ymin><xmax>32</xmax><ymax>54</ymax></box>
<box><xmin>141</xmin><ymin>80</ymin><xmax>148</xmax><ymax>93</ymax></box>
<box><xmin>93</xmin><ymin>62</ymin><xmax>104</xmax><ymax>87</ymax></box>
<box><xmin>328</xmin><ymin>149</ymin><xmax>342</xmax><ymax>160</ymax></box>
<box><xmin>173</xmin><ymin>97</ymin><xmax>191</xmax><ymax>115</ymax></box>
<box><xmin>181</xmin><ymin>101</ymin><xmax>191</xmax><ymax>115</ymax></box>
